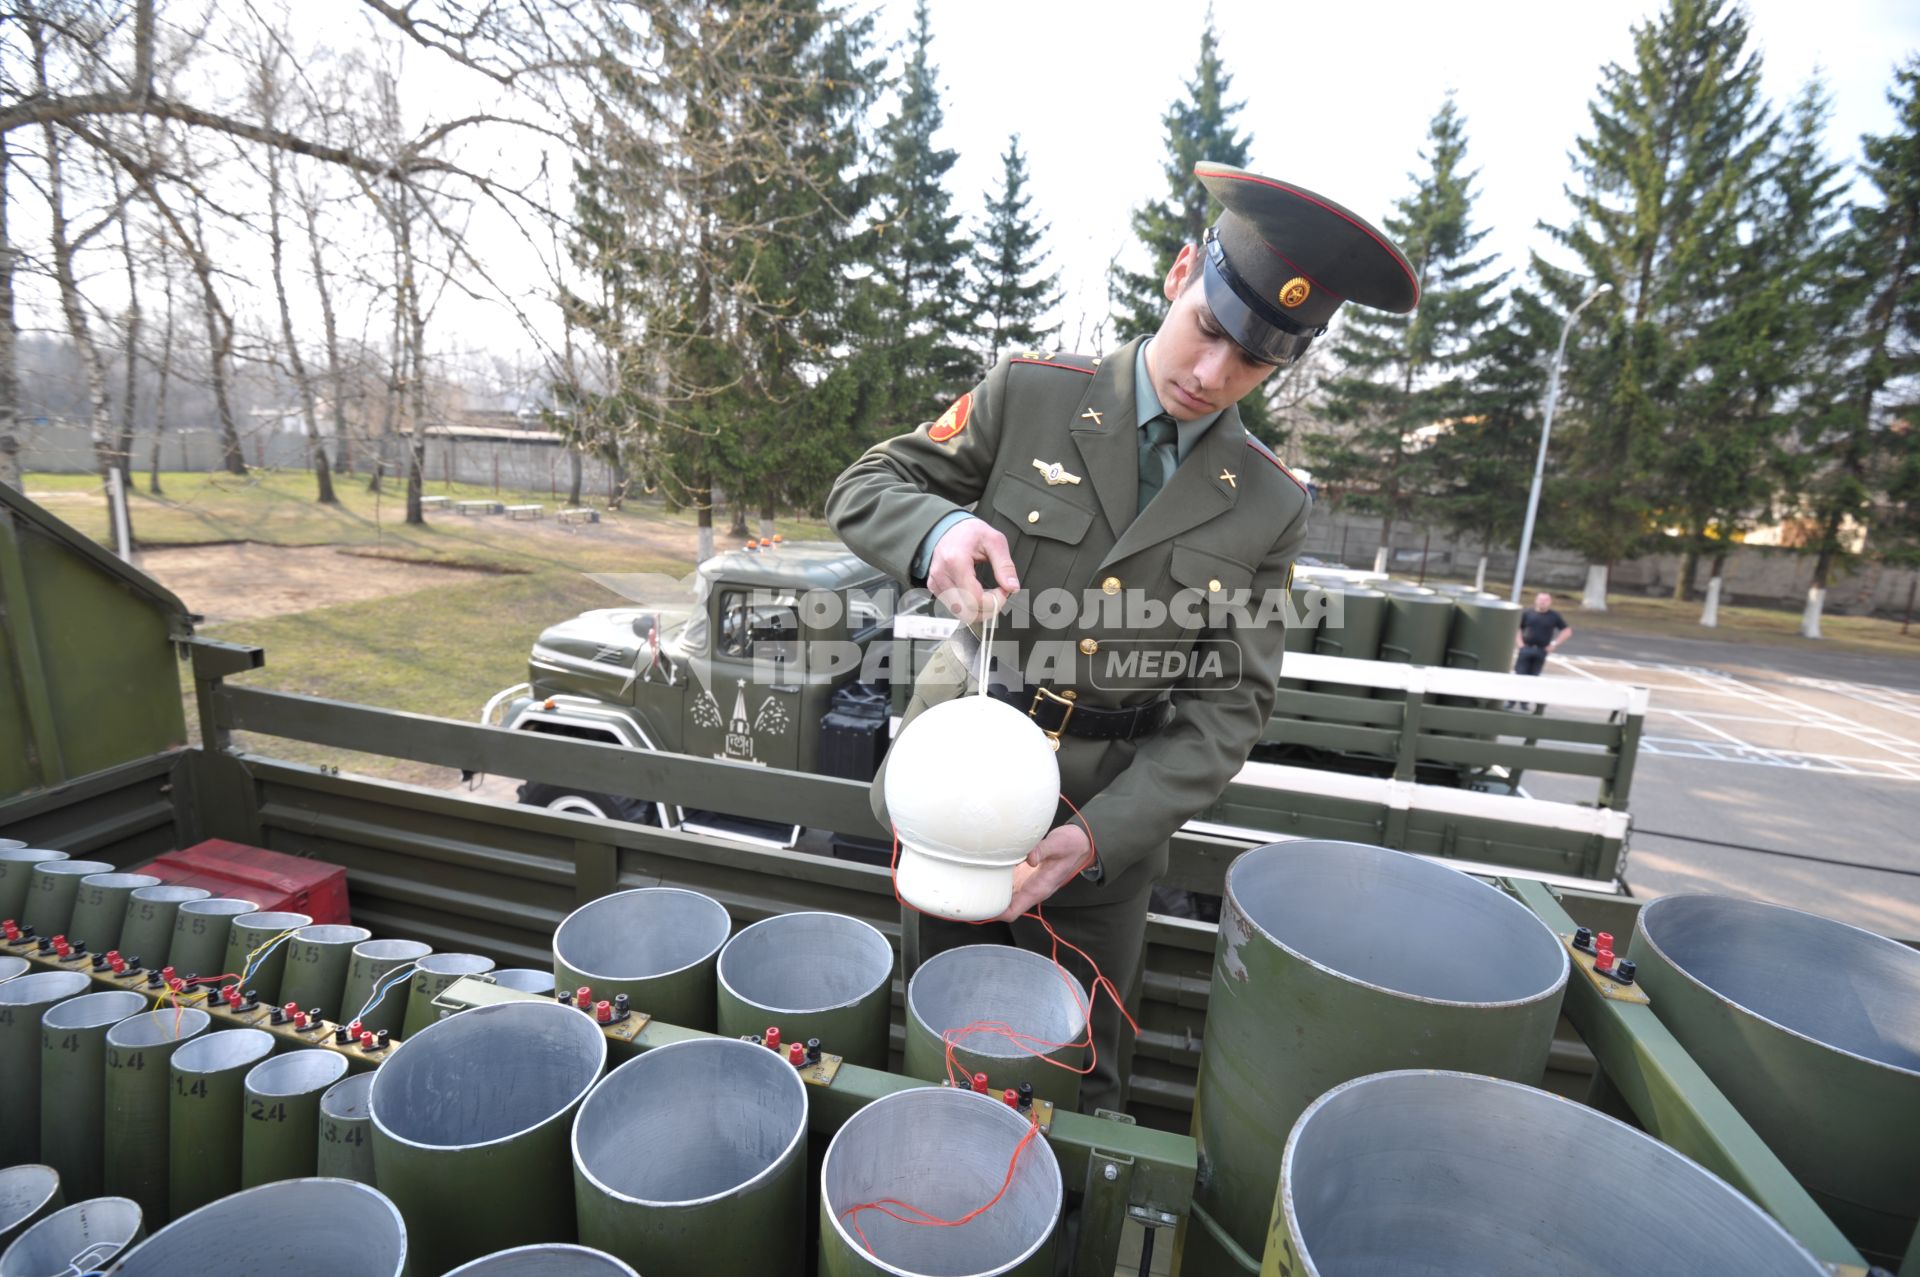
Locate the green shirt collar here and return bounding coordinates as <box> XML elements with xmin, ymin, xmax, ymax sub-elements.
<box><xmin>1135</xmin><ymin>338</ymin><xmax>1223</xmax><ymax>463</ymax></box>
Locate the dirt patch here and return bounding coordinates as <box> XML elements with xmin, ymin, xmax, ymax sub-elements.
<box><xmin>136</xmin><ymin>543</ymin><xmax>499</xmax><ymax>624</ymax></box>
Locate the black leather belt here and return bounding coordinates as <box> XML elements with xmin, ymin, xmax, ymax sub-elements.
<box><xmin>986</xmin><ymin>684</ymin><xmax>1172</xmax><ymax>746</ymax></box>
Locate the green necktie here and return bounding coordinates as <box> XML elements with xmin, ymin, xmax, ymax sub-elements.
<box><xmin>1137</xmin><ymin>415</ymin><xmax>1179</xmax><ymax>515</ymax></box>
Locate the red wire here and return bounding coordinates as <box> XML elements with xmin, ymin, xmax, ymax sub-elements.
<box><xmin>843</xmin><ymin>1114</ymin><xmax>1042</xmax><ymax>1254</ymax></box>
<box><xmin>846</xmin><ymin>794</ymin><xmax>1143</xmax><ymax>1256</ymax></box>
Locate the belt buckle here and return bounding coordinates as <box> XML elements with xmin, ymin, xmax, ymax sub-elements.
<box><xmin>1027</xmin><ymin>686</ymin><xmax>1078</xmax><ymax>751</ymax></box>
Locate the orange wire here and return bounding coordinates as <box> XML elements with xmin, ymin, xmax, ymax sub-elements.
<box><xmin>854</xmin><ymin>792</ymin><xmax>1143</xmax><ymax>1253</ymax></box>
<box><xmin>843</xmin><ymin>1117</ymin><xmax>1042</xmax><ymax>1255</ymax></box>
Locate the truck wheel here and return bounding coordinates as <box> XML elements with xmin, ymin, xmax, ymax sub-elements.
<box><xmin>518</xmin><ymin>782</ymin><xmax>660</xmax><ymax>826</ymax></box>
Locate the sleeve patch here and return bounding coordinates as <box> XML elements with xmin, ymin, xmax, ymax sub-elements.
<box><xmin>928</xmin><ymin>392</ymin><xmax>972</xmax><ymax>443</ymax></box>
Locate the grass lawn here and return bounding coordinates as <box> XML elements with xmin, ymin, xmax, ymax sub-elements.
<box><xmin>25</xmin><ymin>469</ymin><xmax>833</xmax><ymax>573</ymax></box>
<box><xmin>1416</xmin><ymin>572</ymin><xmax>1919</xmax><ymax>660</ymax></box>
<box><xmin>1559</xmin><ymin>593</ymin><xmax>1920</xmax><ymax>660</ymax></box>
<box><xmin>208</xmin><ymin>571</ymin><xmax>628</xmax><ymax>785</ymax></box>
<box><xmin>25</xmin><ymin>470</ymin><xmax>833</xmax><ymax>785</ymax></box>
<box><xmin>28</xmin><ymin>472</ymin><xmax>1914</xmax><ymax>786</ymax></box>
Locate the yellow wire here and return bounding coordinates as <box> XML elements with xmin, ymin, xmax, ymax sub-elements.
<box><xmin>242</xmin><ymin>927</ymin><xmax>305</xmax><ymax>984</ymax></box>
<box><xmin>134</xmin><ymin>925</ymin><xmax>304</xmax><ymax>1039</ymax></box>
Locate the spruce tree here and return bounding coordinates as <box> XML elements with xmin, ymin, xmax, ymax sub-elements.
<box><xmin>864</xmin><ymin>0</ymin><xmax>977</xmax><ymax>421</ymax></box>
<box><xmin>970</xmin><ymin>135</ymin><xmax>1061</xmax><ymax>365</ymax></box>
<box><xmin>1111</xmin><ymin>20</ymin><xmax>1278</xmax><ymax>435</ymax></box>
<box><xmin>1668</xmin><ymin>80</ymin><xmax>1845</xmax><ymax>606</ymax></box>
<box><xmin>555</xmin><ymin>1</ymin><xmax>878</xmax><ymax>554</ymax></box>
<box><xmin>1313</xmin><ymin>96</ymin><xmax>1505</xmax><ymax>570</ymax></box>
<box><xmin>1428</xmin><ymin>292</ymin><xmax>1556</xmax><ymax>590</ymax></box>
<box><xmin>1111</xmin><ymin>19</ymin><xmax>1250</xmax><ymax>341</ymax></box>
<box><xmin>1537</xmin><ymin>0</ymin><xmax>1774</xmax><ymax>608</ymax></box>
<box><xmin>707</xmin><ymin>0</ymin><xmax>882</xmax><ymax>526</ymax></box>
<box><xmin>1797</xmin><ymin>56</ymin><xmax>1920</xmax><ymax>637</ymax></box>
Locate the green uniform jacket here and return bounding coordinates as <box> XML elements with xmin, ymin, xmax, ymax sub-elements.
<box><xmin>825</xmin><ymin>338</ymin><xmax>1311</xmax><ymax>904</ymax></box>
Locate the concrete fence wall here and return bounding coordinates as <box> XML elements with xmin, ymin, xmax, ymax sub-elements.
<box><xmin>1294</xmin><ymin>509</ymin><xmax>1915</xmax><ymax>618</ymax></box>
<box><xmin>14</xmin><ymin>422</ymin><xmax>1917</xmax><ymax>617</ymax></box>
<box><xmin>12</xmin><ymin>421</ymin><xmax>629</xmax><ymax>503</ymax></box>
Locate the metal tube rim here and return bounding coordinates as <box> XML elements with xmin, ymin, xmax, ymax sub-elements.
<box><xmin>372</xmin><ymin>1001</ymin><xmax>606</xmax><ymax>1153</ymax></box>
<box><xmin>320</xmin><ymin>1071</ymin><xmax>374</xmax><ymax>1121</ymax></box>
<box><xmin>907</xmin><ymin>944</ymin><xmax>1088</xmax><ymax>1059</ymax></box>
<box><xmin>128</xmin><ymin>884</ymin><xmax>209</xmax><ymax>904</ymax></box>
<box><xmin>717</xmin><ymin>911</ymin><xmax>893</xmax><ymax>1014</ymax></box>
<box><xmin>572</xmin><ymin>1037</ymin><xmax>808</xmax><ymax>1208</ymax></box>
<box><xmin>107</xmin><ymin>1177</ymin><xmax>405</xmax><ymax>1275</ymax></box>
<box><xmin>0</xmin><ymin>849</ymin><xmax>66</xmax><ymax>864</ymax></box>
<box><xmin>106</xmin><ymin>1007</ymin><xmax>211</xmax><ymax>1048</ymax></box>
<box><xmin>413</xmin><ymin>952</ymin><xmax>494</xmax><ymax>976</ymax></box>
<box><xmin>41</xmin><ymin>989</ymin><xmax>149</xmax><ymax>1031</ymax></box>
<box><xmin>77</xmin><ymin>873</ymin><xmax>162</xmax><ymax>891</ymax></box>
<box><xmin>177</xmin><ymin>897</ymin><xmax>261</xmax><ymax>918</ymax></box>
<box><xmin>820</xmin><ymin>1086</ymin><xmax>1063</xmax><ymax>1277</ymax></box>
<box><xmin>352</xmin><ymin>938</ymin><xmax>432</xmax><ymax>961</ymax></box>
<box><xmin>553</xmin><ymin>887</ymin><xmax>731</xmax><ymax>984</ymax></box>
<box><xmin>0</xmin><ymin>1195</ymin><xmax>142</xmax><ymax>1276</ymax></box>
<box><xmin>0</xmin><ymin>970</ymin><xmax>92</xmax><ymax>1006</ymax></box>
<box><xmin>232</xmin><ymin>911</ymin><xmax>313</xmax><ymax>932</ymax></box>
<box><xmin>1277</xmin><ymin>1069</ymin><xmax>1824</xmax><ymax>1277</ymax></box>
<box><xmin>442</xmin><ymin>1245</ymin><xmax>641</xmax><ymax>1276</ymax></box>
<box><xmin>1637</xmin><ymin>892</ymin><xmax>1920</xmax><ymax>1078</ymax></box>
<box><xmin>29</xmin><ymin>859</ymin><xmax>113</xmax><ymax>878</ymax></box>
<box><xmin>0</xmin><ymin>1165</ymin><xmax>61</xmax><ymax>1236</ymax></box>
<box><xmin>246</xmin><ymin>1049</ymin><xmax>349</xmax><ymax>1098</ymax></box>
<box><xmin>172</xmin><ymin>1027</ymin><xmax>276</xmax><ymax>1075</ymax></box>
<box><xmin>1224</xmin><ymin>840</ymin><xmax>1569</xmax><ymax>1010</ymax></box>
<box><xmin>292</xmin><ymin>924</ymin><xmax>372</xmax><ymax>945</ymax></box>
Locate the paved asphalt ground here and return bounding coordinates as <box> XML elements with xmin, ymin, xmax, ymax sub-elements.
<box><xmin>1524</xmin><ymin>626</ymin><xmax>1920</xmax><ymax>941</ymax></box>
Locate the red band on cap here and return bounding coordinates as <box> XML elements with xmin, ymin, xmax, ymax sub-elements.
<box><xmin>1195</xmin><ymin>167</ymin><xmax>1419</xmax><ymax>304</ymax></box>
<box><xmin>1257</xmin><ymin>240</ymin><xmax>1345</xmax><ymax>304</ymax></box>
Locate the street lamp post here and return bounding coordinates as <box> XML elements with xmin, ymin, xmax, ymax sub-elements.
<box><xmin>1510</xmin><ymin>283</ymin><xmax>1612</xmax><ymax>604</ymax></box>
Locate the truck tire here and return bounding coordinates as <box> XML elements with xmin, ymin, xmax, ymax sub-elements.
<box><xmin>517</xmin><ymin>782</ymin><xmax>659</xmax><ymax>826</ymax></box>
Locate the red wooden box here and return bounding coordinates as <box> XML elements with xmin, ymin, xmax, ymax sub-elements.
<box><xmin>136</xmin><ymin>839</ymin><xmax>351</xmax><ymax>924</ymax></box>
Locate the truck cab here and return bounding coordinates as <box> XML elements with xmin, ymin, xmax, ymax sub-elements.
<box><xmin>488</xmin><ymin>542</ymin><xmax>926</xmax><ymax>843</ymax></box>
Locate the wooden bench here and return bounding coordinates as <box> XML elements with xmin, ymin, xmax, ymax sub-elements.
<box><xmin>505</xmin><ymin>504</ymin><xmax>543</xmax><ymax>520</ymax></box>
<box><xmin>419</xmin><ymin>495</ymin><xmax>451</xmax><ymax>510</ymax></box>
<box><xmin>455</xmin><ymin>500</ymin><xmax>504</xmax><ymax>516</ymax></box>
<box><xmin>558</xmin><ymin>507</ymin><xmax>600</xmax><ymax>525</ymax></box>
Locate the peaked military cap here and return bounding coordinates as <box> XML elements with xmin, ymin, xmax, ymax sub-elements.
<box><xmin>1193</xmin><ymin>162</ymin><xmax>1419</xmax><ymax>364</ymax></box>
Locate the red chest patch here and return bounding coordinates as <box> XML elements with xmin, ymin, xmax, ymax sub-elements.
<box><xmin>928</xmin><ymin>393</ymin><xmax>972</xmax><ymax>443</ymax></box>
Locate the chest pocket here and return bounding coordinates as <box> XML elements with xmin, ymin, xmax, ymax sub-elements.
<box><xmin>989</xmin><ymin>471</ymin><xmax>1095</xmax><ymax>543</ymax></box>
<box><xmin>986</xmin><ymin>471</ymin><xmax>1097</xmax><ymax>596</ymax></box>
<box><xmin>1169</xmin><ymin>542</ymin><xmax>1255</xmax><ymax>634</ymax></box>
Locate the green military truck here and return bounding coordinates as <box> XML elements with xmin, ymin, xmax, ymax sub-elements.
<box><xmin>488</xmin><ymin>542</ymin><xmax>1643</xmax><ymax>894</ymax></box>
<box><xmin>0</xmin><ymin>483</ymin><xmax>1898</xmax><ymax>1276</ymax></box>
<box><xmin>483</xmin><ymin>541</ymin><xmax>922</xmax><ymax>849</ymax></box>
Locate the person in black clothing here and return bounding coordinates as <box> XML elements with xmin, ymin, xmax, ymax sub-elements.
<box><xmin>1513</xmin><ymin>591</ymin><xmax>1573</xmax><ymax>676</ymax></box>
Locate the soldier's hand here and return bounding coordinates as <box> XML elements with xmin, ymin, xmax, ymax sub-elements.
<box><xmin>929</xmin><ymin>519</ymin><xmax>1019</xmax><ymax>624</ymax></box>
<box><xmin>998</xmin><ymin>822</ymin><xmax>1092</xmax><ymax>921</ymax></box>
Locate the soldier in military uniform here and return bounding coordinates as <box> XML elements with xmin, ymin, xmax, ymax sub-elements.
<box><xmin>826</xmin><ymin>163</ymin><xmax>1417</xmax><ymax>1114</ymax></box>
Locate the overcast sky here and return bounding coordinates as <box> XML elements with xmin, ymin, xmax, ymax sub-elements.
<box><xmin>16</xmin><ymin>1</ymin><xmax>1920</xmax><ymax>378</ymax></box>
<box><xmin>877</xmin><ymin>0</ymin><xmax>1920</xmax><ymax>347</ymax></box>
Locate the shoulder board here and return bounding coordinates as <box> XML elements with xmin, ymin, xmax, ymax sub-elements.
<box><xmin>1009</xmin><ymin>350</ymin><xmax>1097</xmax><ymax>375</ymax></box>
<box><xmin>1245</xmin><ymin>435</ymin><xmax>1310</xmax><ymax>496</ymax></box>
